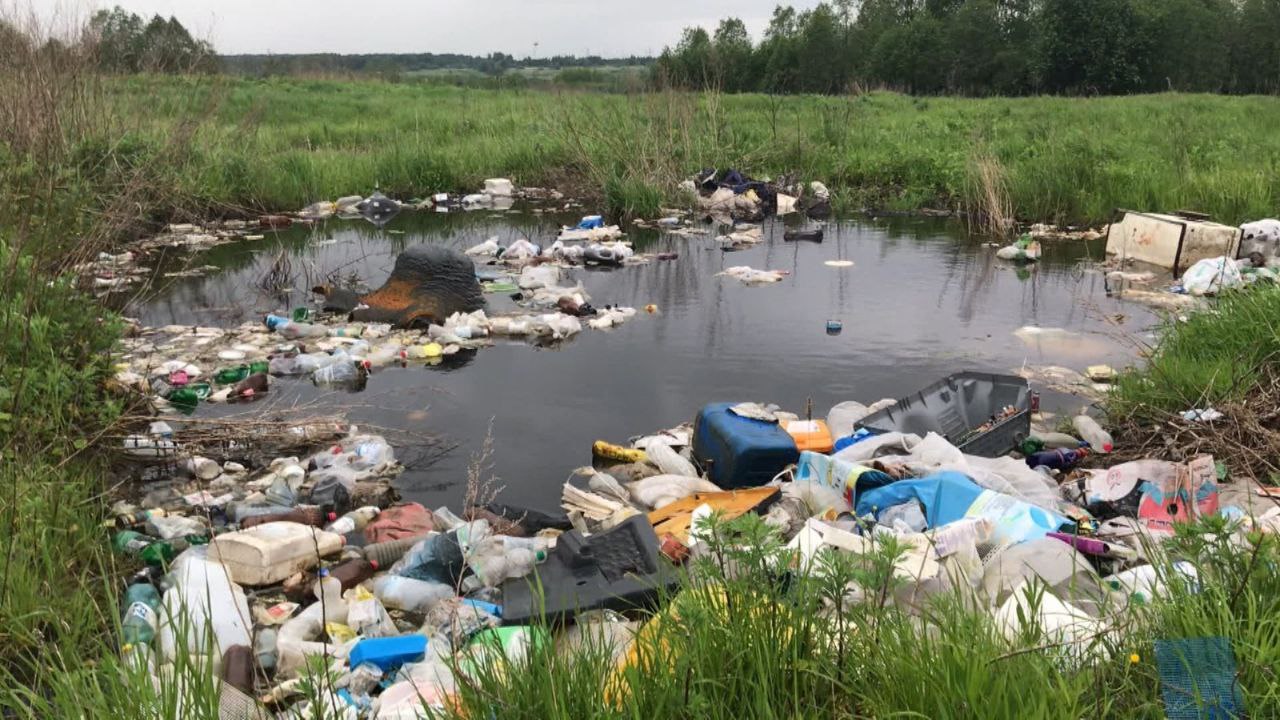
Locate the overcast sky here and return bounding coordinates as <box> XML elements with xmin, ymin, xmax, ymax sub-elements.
<box><xmin>33</xmin><ymin>0</ymin><xmax>819</xmax><ymax>57</ymax></box>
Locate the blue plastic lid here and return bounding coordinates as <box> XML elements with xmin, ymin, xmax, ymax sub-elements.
<box><xmin>263</xmin><ymin>314</ymin><xmax>288</xmax><ymax>330</ymax></box>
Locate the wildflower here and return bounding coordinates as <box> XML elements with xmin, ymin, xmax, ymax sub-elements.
<box><xmin>1129</xmin><ymin>653</ymin><xmax>1140</xmax><ymax>665</ymax></box>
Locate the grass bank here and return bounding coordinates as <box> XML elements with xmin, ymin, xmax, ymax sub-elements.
<box><xmin>106</xmin><ymin>76</ymin><xmax>1280</xmax><ymax>224</ymax></box>
<box><xmin>446</xmin><ymin>514</ymin><xmax>1280</xmax><ymax>720</ymax></box>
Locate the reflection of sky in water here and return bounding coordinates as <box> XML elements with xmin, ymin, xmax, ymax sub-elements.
<box><xmin>127</xmin><ymin>210</ymin><xmax>1158</xmax><ymax>511</ymax></box>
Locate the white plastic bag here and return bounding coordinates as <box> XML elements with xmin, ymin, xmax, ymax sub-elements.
<box><xmin>1181</xmin><ymin>256</ymin><xmax>1242</xmax><ymax>296</ymax></box>
<box><xmin>645</xmin><ymin>443</ymin><xmax>700</xmax><ymax>478</ymax></box>
<box><xmin>517</xmin><ymin>264</ymin><xmax>561</xmax><ymax>290</ymax></box>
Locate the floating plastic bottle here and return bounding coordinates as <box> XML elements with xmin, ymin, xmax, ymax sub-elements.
<box><xmin>312</xmin><ymin>360</ymin><xmax>370</xmax><ymax>390</ymax></box>
<box><xmin>264</xmin><ymin>314</ymin><xmax>329</xmax><ymax>339</ymax></box>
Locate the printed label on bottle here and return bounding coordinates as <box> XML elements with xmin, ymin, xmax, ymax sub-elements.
<box><xmin>127</xmin><ymin>602</ymin><xmax>158</xmax><ymax>630</ymax></box>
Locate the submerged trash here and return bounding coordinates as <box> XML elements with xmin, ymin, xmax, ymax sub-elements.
<box><xmin>717</xmin><ymin>266</ymin><xmax>786</xmax><ymax>285</ymax></box>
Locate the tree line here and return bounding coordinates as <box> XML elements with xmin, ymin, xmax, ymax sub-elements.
<box><xmin>88</xmin><ymin>7</ymin><xmax>217</xmax><ymax>73</ymax></box>
<box><xmin>655</xmin><ymin>0</ymin><xmax>1280</xmax><ymax>95</ymax></box>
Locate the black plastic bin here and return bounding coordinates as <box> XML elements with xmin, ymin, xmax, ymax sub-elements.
<box><xmin>855</xmin><ymin>371</ymin><xmax>1031</xmax><ymax>457</ymax></box>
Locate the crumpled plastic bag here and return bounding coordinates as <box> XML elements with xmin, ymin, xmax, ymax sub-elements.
<box><xmin>1181</xmin><ymin>256</ymin><xmax>1242</xmax><ymax>296</ymax></box>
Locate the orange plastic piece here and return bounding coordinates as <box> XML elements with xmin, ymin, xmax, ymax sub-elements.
<box><xmin>785</xmin><ymin>419</ymin><xmax>834</xmax><ymax>453</ymax></box>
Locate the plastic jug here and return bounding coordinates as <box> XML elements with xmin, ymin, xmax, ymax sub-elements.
<box><xmin>207</xmin><ymin>522</ymin><xmax>344</xmax><ymax>585</ymax></box>
<box><xmin>158</xmin><ymin>553</ymin><xmax>252</xmax><ymax>662</ymax></box>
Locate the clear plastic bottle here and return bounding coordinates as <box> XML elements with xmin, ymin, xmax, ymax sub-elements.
<box><xmin>326</xmin><ymin>506</ymin><xmax>381</xmax><ymax>535</ymax></box>
<box><xmin>264</xmin><ymin>314</ymin><xmax>329</xmax><ymax>339</ymax></box>
<box><xmin>370</xmin><ymin>574</ymin><xmax>456</xmax><ymax>612</ymax></box>
<box><xmin>312</xmin><ymin>360</ymin><xmax>370</xmax><ymax>389</ymax></box>
<box><xmin>1072</xmin><ymin>415</ymin><xmax>1114</xmax><ymax>453</ymax></box>
<box><xmin>254</xmin><ymin>627</ymin><xmax>278</xmax><ymax>672</ymax></box>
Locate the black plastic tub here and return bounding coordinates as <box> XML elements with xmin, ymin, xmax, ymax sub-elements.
<box><xmin>855</xmin><ymin>371</ymin><xmax>1031</xmax><ymax>457</ymax></box>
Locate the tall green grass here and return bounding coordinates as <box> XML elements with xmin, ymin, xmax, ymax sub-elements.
<box><xmin>447</xmin><ymin>514</ymin><xmax>1280</xmax><ymax>720</ymax></box>
<box><xmin>102</xmin><ymin>76</ymin><xmax>1280</xmax><ymax>225</ymax></box>
<box><xmin>1110</xmin><ymin>286</ymin><xmax>1280</xmax><ymax>420</ymax></box>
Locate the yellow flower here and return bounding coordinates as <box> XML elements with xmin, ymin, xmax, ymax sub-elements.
<box><xmin>1129</xmin><ymin>653</ymin><xmax>1140</xmax><ymax>664</ymax></box>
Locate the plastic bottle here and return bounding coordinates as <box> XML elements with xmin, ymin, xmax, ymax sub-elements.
<box><xmin>1036</xmin><ymin>431</ymin><xmax>1085</xmax><ymax>449</ymax></box>
<box><xmin>362</xmin><ymin>536</ymin><xmax>428</xmax><ymax>567</ymax></box>
<box><xmin>269</xmin><ymin>351</ymin><xmax>343</xmax><ymax>376</ymax></box>
<box><xmin>221</xmin><ymin>644</ymin><xmax>254</xmax><ymax>693</ymax></box>
<box><xmin>253</xmin><ymin>627</ymin><xmax>278</xmax><ymax>672</ymax></box>
<box><xmin>364</xmin><ymin>344</ymin><xmax>406</xmax><ymax>368</ymax></box>
<box><xmin>113</xmin><ymin>530</ymin><xmax>176</xmax><ymax>566</ymax></box>
<box><xmin>116</xmin><ymin>508</ymin><xmax>166</xmax><ymax>530</ymax></box>
<box><xmin>230</xmin><ymin>372</ymin><xmax>269</xmax><ymax>399</ymax></box>
<box><xmin>158</xmin><ymin>553</ymin><xmax>253</xmax><ymax>662</ymax></box>
<box><xmin>327</xmin><ymin>325</ymin><xmax>365</xmax><ymax>338</ymax></box>
<box><xmin>121</xmin><ymin>582</ymin><xmax>162</xmax><ymax>646</ymax></box>
<box><xmin>239</xmin><ymin>505</ymin><xmax>335</xmax><ymax>530</ymax></box>
<box><xmin>1024</xmin><ymin>447</ymin><xmax>1090</xmax><ymax>471</ymax></box>
<box><xmin>312</xmin><ymin>360</ymin><xmax>370</xmax><ymax>389</ymax></box>
<box><xmin>326</xmin><ymin>506</ymin><xmax>381</xmax><ymax>535</ymax></box>
<box><xmin>264</xmin><ymin>314</ymin><xmax>329</xmax><ymax>339</ymax></box>
<box><xmin>327</xmin><ymin>558</ymin><xmax>379</xmax><ymax>592</ymax></box>
<box><xmin>370</xmin><ymin>575</ymin><xmax>456</xmax><ymax>612</ymax></box>
<box><xmin>1072</xmin><ymin>415</ymin><xmax>1114</xmax><ymax>453</ymax></box>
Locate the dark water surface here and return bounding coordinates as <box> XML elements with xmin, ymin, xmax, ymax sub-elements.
<box><xmin>130</xmin><ymin>208</ymin><xmax>1157</xmax><ymax>511</ymax></box>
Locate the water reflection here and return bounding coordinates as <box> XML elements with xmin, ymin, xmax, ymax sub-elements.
<box><xmin>130</xmin><ymin>208</ymin><xmax>1156</xmax><ymax>511</ymax></box>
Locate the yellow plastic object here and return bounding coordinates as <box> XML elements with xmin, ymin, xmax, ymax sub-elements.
<box><xmin>592</xmin><ymin>441</ymin><xmax>647</xmax><ymax>464</ymax></box>
<box><xmin>325</xmin><ymin>622</ymin><xmax>356</xmax><ymax>643</ymax></box>
<box><xmin>785</xmin><ymin>419</ymin><xmax>834</xmax><ymax>453</ymax></box>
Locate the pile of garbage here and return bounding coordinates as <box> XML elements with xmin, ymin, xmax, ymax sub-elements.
<box><xmin>463</xmin><ymin>214</ymin><xmax>659</xmax><ymax>271</ymax></box>
<box><xmin>111</xmin><ymin>298</ymin><xmax>640</xmax><ymax>416</ymax></box>
<box><xmin>110</xmin><ymin>367</ymin><xmax>1267</xmax><ymax>716</ymax></box>
<box><xmin>994</xmin><ymin>233</ymin><xmax>1042</xmax><ymax>262</ymax></box>
<box><xmin>678</xmin><ymin>169</ymin><xmax>831</xmax><ymax>222</ymax></box>
<box><xmin>78</xmin><ymin>221</ymin><xmax>267</xmax><ymax>296</ymax></box>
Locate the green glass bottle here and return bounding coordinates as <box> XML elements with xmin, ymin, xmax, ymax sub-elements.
<box><xmin>112</xmin><ymin>530</ymin><xmax>175</xmax><ymax>565</ymax></box>
<box><xmin>214</xmin><ymin>365</ymin><xmax>250</xmax><ymax>385</ymax></box>
<box><xmin>120</xmin><ymin>583</ymin><xmax>162</xmax><ymax>646</ymax></box>
<box><xmin>166</xmin><ymin>382</ymin><xmax>211</xmax><ymax>411</ymax></box>
<box><xmin>248</xmin><ymin>360</ymin><xmax>270</xmax><ymax>375</ymax></box>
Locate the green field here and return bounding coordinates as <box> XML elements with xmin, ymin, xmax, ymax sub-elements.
<box><xmin>107</xmin><ymin>76</ymin><xmax>1280</xmax><ymax>226</ymax></box>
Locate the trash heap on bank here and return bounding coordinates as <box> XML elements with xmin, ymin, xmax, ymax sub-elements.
<box><xmin>108</xmin><ymin>359</ymin><xmax>1273</xmax><ymax>718</ymax></box>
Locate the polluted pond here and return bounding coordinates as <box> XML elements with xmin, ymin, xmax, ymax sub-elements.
<box><xmin>99</xmin><ymin>182</ymin><xmax>1280</xmax><ymax>716</ymax></box>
